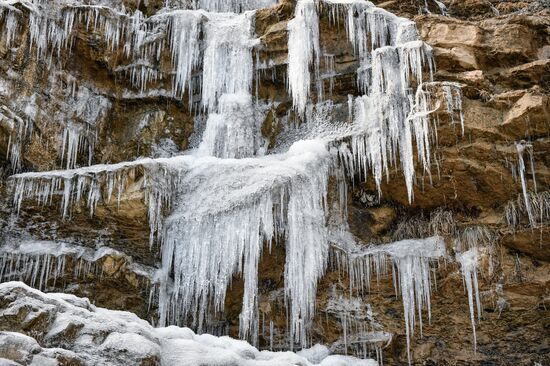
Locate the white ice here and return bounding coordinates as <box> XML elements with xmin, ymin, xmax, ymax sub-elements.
<box><xmin>456</xmin><ymin>249</ymin><xmax>481</xmax><ymax>353</ymax></box>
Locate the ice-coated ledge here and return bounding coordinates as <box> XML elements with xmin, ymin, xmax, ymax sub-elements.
<box><xmin>0</xmin><ymin>240</ymin><xmax>159</xmax><ymax>290</ymax></box>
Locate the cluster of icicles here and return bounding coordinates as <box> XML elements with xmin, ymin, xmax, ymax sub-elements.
<box><xmin>507</xmin><ymin>141</ymin><xmax>546</xmax><ymax>229</ymax></box>
<box><xmin>1</xmin><ymin>0</ymin><xmax>485</xmax><ymax>363</ymax></box>
<box><xmin>0</xmin><ymin>0</ymin><xmax>273</xmax><ymax>172</ymax></box>
<box><xmin>0</xmin><ymin>240</ymin><xmax>155</xmax><ymax>292</ymax></box>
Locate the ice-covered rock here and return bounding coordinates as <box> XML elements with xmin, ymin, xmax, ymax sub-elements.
<box><xmin>0</xmin><ymin>281</ymin><xmax>377</xmax><ymax>366</ymax></box>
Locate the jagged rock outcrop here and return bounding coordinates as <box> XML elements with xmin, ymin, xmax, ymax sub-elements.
<box><xmin>0</xmin><ymin>0</ymin><xmax>548</xmax><ymax>365</ymax></box>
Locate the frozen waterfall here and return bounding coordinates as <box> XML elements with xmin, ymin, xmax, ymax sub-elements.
<box><xmin>5</xmin><ymin>0</ymin><xmax>472</xmax><ymax>363</ymax></box>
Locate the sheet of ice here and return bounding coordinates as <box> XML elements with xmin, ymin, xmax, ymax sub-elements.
<box><xmin>201</xmin><ymin>11</ymin><xmax>258</xmax><ymax>111</ymax></box>
<box><xmin>198</xmin><ymin>93</ymin><xmax>264</xmax><ymax>158</ymax></box>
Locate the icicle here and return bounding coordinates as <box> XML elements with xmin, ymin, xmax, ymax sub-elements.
<box><xmin>0</xmin><ymin>106</ymin><xmax>32</xmax><ymax>172</ymax></box>
<box><xmin>504</xmin><ymin>190</ymin><xmax>550</xmax><ymax>230</ymax></box>
<box><xmin>457</xmin><ymin>249</ymin><xmax>481</xmax><ymax>353</ymax></box>
<box><xmin>322</xmin><ymin>53</ymin><xmax>336</xmax><ymax>98</ymax></box>
<box><xmin>433</xmin><ymin>0</ymin><xmax>448</xmax><ymax>15</ymax></box>
<box><xmin>60</xmin><ymin>123</ymin><xmax>95</xmax><ymax>169</ymax></box>
<box><xmin>26</xmin><ymin>4</ymin><xmax>78</xmax><ymax>65</ymax></box>
<box><xmin>168</xmin><ymin>10</ymin><xmax>202</xmax><ymax>105</ymax></box>
<box><xmin>516</xmin><ymin>141</ymin><xmax>535</xmax><ymax>227</ymax></box>
<box><xmin>330</xmin><ymin>236</ymin><xmax>445</xmax><ymax>364</ymax></box>
<box><xmin>287</xmin><ymin>0</ymin><xmax>320</xmax><ymax>116</ymax></box>
<box><xmin>115</xmin><ymin>62</ymin><xmax>166</xmax><ymax>93</ymax></box>
<box><xmin>3</xmin><ymin>9</ymin><xmax>19</xmax><ymax>48</ymax></box>
<box><xmin>0</xmin><ymin>240</ymin><xmax>155</xmax><ymax>293</ymax></box>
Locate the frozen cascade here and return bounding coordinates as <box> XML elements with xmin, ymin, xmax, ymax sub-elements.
<box><xmin>457</xmin><ymin>249</ymin><xmax>481</xmax><ymax>353</ymax></box>
<box><xmin>198</xmin><ymin>93</ymin><xmax>263</xmax><ymax>158</ymax></box>
<box><xmin>290</xmin><ymin>0</ymin><xmax>462</xmax><ymax>202</ymax></box>
<box><xmin>157</xmin><ymin>139</ymin><xmax>332</xmax><ymax>347</ymax></box>
<box><xmin>188</xmin><ymin>0</ymin><xmax>278</xmax><ymax>13</ymax></box>
<box><xmin>7</xmin><ymin>0</ymin><xmax>466</xmax><ymax>361</ymax></box>
<box><xmin>60</xmin><ymin>123</ymin><xmax>95</xmax><ymax>169</ymax></box>
<box><xmin>287</xmin><ymin>0</ymin><xmax>320</xmax><ymax>116</ymax></box>
<box><xmin>201</xmin><ymin>11</ymin><xmax>258</xmax><ymax>111</ymax></box>
<box><xmin>330</xmin><ymin>236</ymin><xmax>446</xmax><ymax>363</ymax></box>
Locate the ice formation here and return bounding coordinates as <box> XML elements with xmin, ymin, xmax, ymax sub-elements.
<box><xmin>201</xmin><ymin>11</ymin><xmax>258</xmax><ymax>111</ymax></box>
<box><xmin>0</xmin><ymin>240</ymin><xmax>155</xmax><ymax>292</ymax></box>
<box><xmin>166</xmin><ymin>0</ymin><xmax>279</xmax><ymax>13</ymax></box>
<box><xmin>330</xmin><ymin>236</ymin><xmax>446</xmax><ymax>363</ymax></box>
<box><xmin>287</xmin><ymin>0</ymin><xmax>320</xmax><ymax>116</ymax></box>
<box><xmin>6</xmin><ymin>0</ymin><xmax>468</xmax><ymax>362</ymax></box>
<box><xmin>325</xmin><ymin>292</ymin><xmax>392</xmax><ymax>365</ymax></box>
<box><xmin>514</xmin><ymin>141</ymin><xmax>538</xmax><ymax>227</ymax></box>
<box><xmin>156</xmin><ymin>139</ymin><xmax>333</xmax><ymax>347</ymax></box>
<box><xmin>504</xmin><ymin>141</ymin><xmax>547</xmax><ymax>230</ymax></box>
<box><xmin>0</xmin><ymin>1</ymin><xmax>261</xmax><ymax>111</ymax></box>
<box><xmin>504</xmin><ymin>190</ymin><xmax>550</xmax><ymax>230</ymax></box>
<box><xmin>0</xmin><ymin>105</ymin><xmax>32</xmax><ymax>172</ymax></box>
<box><xmin>454</xmin><ymin>225</ymin><xmax>499</xmax><ymax>277</ymax></box>
<box><xmin>198</xmin><ymin>93</ymin><xmax>265</xmax><ymax>158</ymax></box>
<box><xmin>308</xmin><ymin>1</ymin><xmax>463</xmax><ymax>202</ymax></box>
<box><xmin>421</xmin><ymin>0</ymin><xmax>449</xmax><ymax>15</ymax></box>
<box><xmin>60</xmin><ymin>123</ymin><xmax>95</xmax><ymax>169</ymax></box>
<box><xmin>167</xmin><ymin>10</ymin><xmax>203</xmax><ymax>104</ymax></box>
<box><xmin>457</xmin><ymin>249</ymin><xmax>481</xmax><ymax>353</ymax></box>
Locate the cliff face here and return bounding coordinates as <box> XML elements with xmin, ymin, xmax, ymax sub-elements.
<box><xmin>0</xmin><ymin>0</ymin><xmax>549</xmax><ymax>365</ymax></box>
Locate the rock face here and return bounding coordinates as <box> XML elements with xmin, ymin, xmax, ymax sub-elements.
<box><xmin>0</xmin><ymin>0</ymin><xmax>549</xmax><ymax>365</ymax></box>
